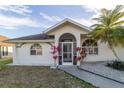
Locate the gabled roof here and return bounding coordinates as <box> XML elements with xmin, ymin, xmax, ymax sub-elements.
<box><xmin>0</xmin><ymin>35</ymin><xmax>12</xmax><ymax>46</ymax></box>
<box><xmin>45</xmin><ymin>18</ymin><xmax>91</xmax><ymax>34</ymax></box>
<box><xmin>0</xmin><ymin>35</ymin><xmax>9</xmax><ymax>41</ymax></box>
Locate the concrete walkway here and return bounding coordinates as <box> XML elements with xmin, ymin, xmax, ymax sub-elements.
<box><xmin>58</xmin><ymin>66</ymin><xmax>124</xmax><ymax>88</ymax></box>
<box><xmin>80</xmin><ymin>62</ymin><xmax>124</xmax><ymax>84</ymax></box>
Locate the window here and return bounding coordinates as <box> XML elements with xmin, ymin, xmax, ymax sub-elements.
<box><xmin>2</xmin><ymin>46</ymin><xmax>4</xmax><ymax>56</ymax></box>
<box><xmin>30</xmin><ymin>43</ymin><xmax>42</xmax><ymax>55</ymax></box>
<box><xmin>6</xmin><ymin>47</ymin><xmax>8</xmax><ymax>56</ymax></box>
<box><xmin>2</xmin><ymin>46</ymin><xmax>8</xmax><ymax>56</ymax></box>
<box><xmin>82</xmin><ymin>39</ymin><xmax>98</xmax><ymax>55</ymax></box>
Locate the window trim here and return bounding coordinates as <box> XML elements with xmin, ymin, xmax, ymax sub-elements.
<box><xmin>30</xmin><ymin>43</ymin><xmax>42</xmax><ymax>55</ymax></box>
<box><xmin>82</xmin><ymin>39</ymin><xmax>98</xmax><ymax>55</ymax></box>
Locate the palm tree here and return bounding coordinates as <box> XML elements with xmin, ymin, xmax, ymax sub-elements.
<box><xmin>90</xmin><ymin>5</ymin><xmax>124</xmax><ymax>60</ymax></box>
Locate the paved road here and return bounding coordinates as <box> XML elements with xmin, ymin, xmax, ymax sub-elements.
<box><xmin>58</xmin><ymin>66</ymin><xmax>124</xmax><ymax>88</ymax></box>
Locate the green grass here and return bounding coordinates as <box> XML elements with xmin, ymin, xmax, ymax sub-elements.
<box><xmin>0</xmin><ymin>58</ymin><xmax>12</xmax><ymax>70</ymax></box>
<box><xmin>0</xmin><ymin>58</ymin><xmax>95</xmax><ymax>88</ymax></box>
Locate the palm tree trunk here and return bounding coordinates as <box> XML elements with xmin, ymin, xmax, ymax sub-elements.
<box><xmin>108</xmin><ymin>42</ymin><xmax>121</xmax><ymax>61</ymax></box>
<box><xmin>106</xmin><ymin>30</ymin><xmax>121</xmax><ymax>61</ymax></box>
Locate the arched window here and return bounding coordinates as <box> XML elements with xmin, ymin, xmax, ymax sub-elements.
<box><xmin>30</xmin><ymin>43</ymin><xmax>42</xmax><ymax>55</ymax></box>
<box><xmin>82</xmin><ymin>39</ymin><xmax>98</xmax><ymax>55</ymax></box>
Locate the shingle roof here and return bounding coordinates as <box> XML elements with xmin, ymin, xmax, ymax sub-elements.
<box><xmin>9</xmin><ymin>33</ymin><xmax>54</xmax><ymax>41</ymax></box>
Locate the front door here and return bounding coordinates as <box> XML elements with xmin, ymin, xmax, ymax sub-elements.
<box><xmin>62</xmin><ymin>42</ymin><xmax>73</xmax><ymax>65</ymax></box>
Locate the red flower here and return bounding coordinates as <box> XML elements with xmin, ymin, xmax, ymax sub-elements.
<box><xmin>75</xmin><ymin>47</ymin><xmax>81</xmax><ymax>51</ymax></box>
<box><xmin>57</xmin><ymin>46</ymin><xmax>61</xmax><ymax>52</ymax></box>
<box><xmin>75</xmin><ymin>56</ymin><xmax>82</xmax><ymax>61</ymax></box>
<box><xmin>53</xmin><ymin>55</ymin><xmax>57</xmax><ymax>60</ymax></box>
<box><xmin>51</xmin><ymin>46</ymin><xmax>61</xmax><ymax>61</ymax></box>
<box><xmin>78</xmin><ymin>56</ymin><xmax>81</xmax><ymax>61</ymax></box>
<box><xmin>51</xmin><ymin>50</ymin><xmax>57</xmax><ymax>54</ymax></box>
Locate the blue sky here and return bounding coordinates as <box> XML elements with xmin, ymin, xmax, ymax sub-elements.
<box><xmin>0</xmin><ymin>5</ymin><xmax>115</xmax><ymax>38</ymax></box>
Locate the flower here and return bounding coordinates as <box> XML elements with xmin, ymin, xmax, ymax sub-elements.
<box><xmin>51</xmin><ymin>50</ymin><xmax>56</xmax><ymax>54</ymax></box>
<box><xmin>75</xmin><ymin>56</ymin><xmax>82</xmax><ymax>61</ymax></box>
<box><xmin>75</xmin><ymin>47</ymin><xmax>81</xmax><ymax>51</ymax></box>
<box><xmin>57</xmin><ymin>46</ymin><xmax>61</xmax><ymax>52</ymax></box>
<box><xmin>78</xmin><ymin>56</ymin><xmax>82</xmax><ymax>61</ymax></box>
<box><xmin>53</xmin><ymin>55</ymin><xmax>57</xmax><ymax>60</ymax></box>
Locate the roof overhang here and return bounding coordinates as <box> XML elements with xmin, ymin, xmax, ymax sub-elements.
<box><xmin>4</xmin><ymin>39</ymin><xmax>54</xmax><ymax>43</ymax></box>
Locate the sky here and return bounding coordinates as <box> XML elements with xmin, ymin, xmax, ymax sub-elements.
<box><xmin>0</xmin><ymin>5</ymin><xmax>117</xmax><ymax>38</ymax></box>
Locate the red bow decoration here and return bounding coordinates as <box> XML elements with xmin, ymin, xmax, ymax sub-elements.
<box><xmin>51</xmin><ymin>46</ymin><xmax>61</xmax><ymax>52</ymax></box>
<box><xmin>75</xmin><ymin>56</ymin><xmax>82</xmax><ymax>61</ymax></box>
<box><xmin>75</xmin><ymin>47</ymin><xmax>81</xmax><ymax>51</ymax></box>
<box><xmin>53</xmin><ymin>55</ymin><xmax>57</xmax><ymax>60</ymax></box>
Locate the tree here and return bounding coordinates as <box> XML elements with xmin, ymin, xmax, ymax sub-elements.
<box><xmin>90</xmin><ymin>5</ymin><xmax>124</xmax><ymax>60</ymax></box>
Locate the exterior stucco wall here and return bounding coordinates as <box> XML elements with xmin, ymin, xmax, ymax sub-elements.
<box><xmin>8</xmin><ymin>46</ymin><xmax>13</xmax><ymax>56</ymax></box>
<box><xmin>48</xmin><ymin>24</ymin><xmax>88</xmax><ymax>47</ymax></box>
<box><xmin>81</xmin><ymin>39</ymin><xmax>124</xmax><ymax>62</ymax></box>
<box><xmin>13</xmin><ymin>43</ymin><xmax>54</xmax><ymax>66</ymax></box>
<box><xmin>83</xmin><ymin>41</ymin><xmax>116</xmax><ymax>62</ymax></box>
<box><xmin>115</xmin><ymin>46</ymin><xmax>124</xmax><ymax>61</ymax></box>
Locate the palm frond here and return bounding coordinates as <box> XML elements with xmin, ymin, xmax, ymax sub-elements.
<box><xmin>111</xmin><ymin>20</ymin><xmax>124</xmax><ymax>27</ymax></box>
<box><xmin>90</xmin><ymin>5</ymin><xmax>124</xmax><ymax>60</ymax></box>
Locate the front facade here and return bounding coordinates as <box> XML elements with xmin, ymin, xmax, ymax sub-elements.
<box><xmin>6</xmin><ymin>19</ymin><xmax>124</xmax><ymax>66</ymax></box>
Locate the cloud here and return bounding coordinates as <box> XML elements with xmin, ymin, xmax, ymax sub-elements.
<box><xmin>40</xmin><ymin>12</ymin><xmax>63</xmax><ymax>22</ymax></box>
<box><xmin>83</xmin><ymin>5</ymin><xmax>116</xmax><ymax>13</ymax></box>
<box><xmin>63</xmin><ymin>16</ymin><xmax>93</xmax><ymax>27</ymax></box>
<box><xmin>0</xmin><ymin>5</ymin><xmax>32</xmax><ymax>15</ymax></box>
<box><xmin>0</xmin><ymin>14</ymin><xmax>41</xmax><ymax>29</ymax></box>
<box><xmin>81</xmin><ymin>0</ymin><xmax>124</xmax><ymax>11</ymax></box>
<box><xmin>82</xmin><ymin>5</ymin><xmax>120</xmax><ymax>23</ymax></box>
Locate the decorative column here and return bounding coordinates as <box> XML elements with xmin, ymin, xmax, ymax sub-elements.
<box><xmin>76</xmin><ymin>34</ymin><xmax>81</xmax><ymax>66</ymax></box>
<box><xmin>55</xmin><ymin>35</ymin><xmax>59</xmax><ymax>66</ymax></box>
<box><xmin>13</xmin><ymin>45</ymin><xmax>18</xmax><ymax>64</ymax></box>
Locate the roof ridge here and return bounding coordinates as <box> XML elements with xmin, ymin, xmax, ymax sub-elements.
<box><xmin>45</xmin><ymin>18</ymin><xmax>91</xmax><ymax>34</ymax></box>
<box><xmin>0</xmin><ymin>35</ymin><xmax>9</xmax><ymax>39</ymax></box>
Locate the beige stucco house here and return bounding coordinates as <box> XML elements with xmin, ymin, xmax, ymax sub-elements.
<box><xmin>0</xmin><ymin>35</ymin><xmax>13</xmax><ymax>59</ymax></box>
<box><xmin>6</xmin><ymin>19</ymin><xmax>124</xmax><ymax>67</ymax></box>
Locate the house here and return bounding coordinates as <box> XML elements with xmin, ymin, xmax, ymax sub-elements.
<box><xmin>5</xmin><ymin>19</ymin><xmax>124</xmax><ymax>66</ymax></box>
<box><xmin>0</xmin><ymin>35</ymin><xmax>13</xmax><ymax>59</ymax></box>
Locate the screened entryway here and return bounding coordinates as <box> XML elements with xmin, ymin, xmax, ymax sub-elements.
<box><xmin>58</xmin><ymin>33</ymin><xmax>77</xmax><ymax>65</ymax></box>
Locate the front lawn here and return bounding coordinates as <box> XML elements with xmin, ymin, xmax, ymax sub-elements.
<box><xmin>0</xmin><ymin>59</ymin><xmax>95</xmax><ymax>88</ymax></box>
<box><xmin>0</xmin><ymin>58</ymin><xmax>12</xmax><ymax>70</ymax></box>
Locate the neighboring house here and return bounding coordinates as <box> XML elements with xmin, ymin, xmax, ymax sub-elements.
<box><xmin>6</xmin><ymin>19</ymin><xmax>124</xmax><ymax>66</ymax></box>
<box><xmin>0</xmin><ymin>35</ymin><xmax>13</xmax><ymax>59</ymax></box>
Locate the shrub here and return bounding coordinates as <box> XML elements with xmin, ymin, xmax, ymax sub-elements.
<box><xmin>107</xmin><ymin>60</ymin><xmax>124</xmax><ymax>71</ymax></box>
